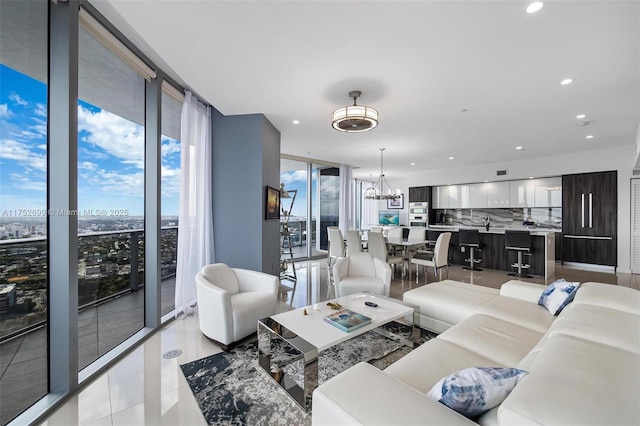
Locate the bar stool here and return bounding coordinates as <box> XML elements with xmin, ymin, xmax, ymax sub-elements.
<box><xmin>459</xmin><ymin>229</ymin><xmax>482</xmax><ymax>271</ymax></box>
<box><xmin>505</xmin><ymin>230</ymin><xmax>533</xmax><ymax>278</ymax></box>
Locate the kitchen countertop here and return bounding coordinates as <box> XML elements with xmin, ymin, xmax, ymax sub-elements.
<box><xmin>426</xmin><ymin>225</ymin><xmax>560</xmax><ymax>236</ymax></box>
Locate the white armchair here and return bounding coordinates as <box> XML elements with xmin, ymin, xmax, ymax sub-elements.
<box><xmin>332</xmin><ymin>252</ymin><xmax>392</xmax><ymax>298</ymax></box>
<box><xmin>195</xmin><ymin>263</ymin><xmax>278</xmax><ymax>349</ymax></box>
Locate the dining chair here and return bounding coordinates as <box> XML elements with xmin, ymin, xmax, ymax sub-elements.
<box><xmin>405</xmin><ymin>228</ymin><xmax>427</xmax><ymax>265</ymax></box>
<box><xmin>369</xmin><ymin>226</ymin><xmax>383</xmax><ymax>233</ymax></box>
<box><xmin>385</xmin><ymin>227</ymin><xmax>404</xmax><ymax>255</ymax></box>
<box><xmin>367</xmin><ymin>231</ymin><xmax>404</xmax><ymax>276</ymax></box>
<box><xmin>410</xmin><ymin>232</ymin><xmax>452</xmax><ymax>282</ymax></box>
<box><xmin>345</xmin><ymin>230</ymin><xmax>363</xmax><ymax>256</ymax></box>
<box><xmin>327</xmin><ymin>227</ymin><xmax>345</xmax><ymax>295</ymax></box>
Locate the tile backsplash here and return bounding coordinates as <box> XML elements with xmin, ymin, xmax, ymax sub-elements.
<box><xmin>434</xmin><ymin>208</ymin><xmax>562</xmax><ymax>230</ymax></box>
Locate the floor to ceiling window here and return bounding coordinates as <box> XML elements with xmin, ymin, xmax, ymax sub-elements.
<box><xmin>0</xmin><ymin>1</ymin><xmax>49</xmax><ymax>424</ymax></box>
<box><xmin>76</xmin><ymin>8</ymin><xmax>148</xmax><ymax>371</ymax></box>
<box><xmin>317</xmin><ymin>166</ymin><xmax>340</xmax><ymax>251</ymax></box>
<box><xmin>280</xmin><ymin>159</ymin><xmax>309</xmax><ymax>260</ymax></box>
<box><xmin>280</xmin><ymin>158</ymin><xmax>341</xmax><ymax>258</ymax></box>
<box><xmin>160</xmin><ymin>82</ymin><xmax>181</xmax><ymax>316</ymax></box>
<box><xmin>0</xmin><ymin>2</ymin><xmax>189</xmax><ymax>423</ymax></box>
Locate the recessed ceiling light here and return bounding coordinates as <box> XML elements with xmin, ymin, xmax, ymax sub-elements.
<box><xmin>585</xmin><ymin>135</ymin><xmax>594</xmax><ymax>139</ymax></box>
<box><xmin>576</xmin><ymin>114</ymin><xmax>586</xmax><ymax>119</ymax></box>
<box><xmin>411</xmin><ymin>162</ymin><xmax>416</xmax><ymax>166</ymax></box>
<box><xmin>560</xmin><ymin>78</ymin><xmax>573</xmax><ymax>85</ymax></box>
<box><xmin>448</xmin><ymin>156</ymin><xmax>454</xmax><ymax>160</ymax></box>
<box><xmin>526</xmin><ymin>2</ymin><xmax>544</xmax><ymax>13</ymax></box>
<box><xmin>516</xmin><ymin>146</ymin><xmax>524</xmax><ymax>150</ymax></box>
<box><xmin>484</xmin><ymin>180</ymin><xmax>489</xmax><ymax>183</ymax></box>
<box><xmin>529</xmin><ymin>176</ymin><xmax>535</xmax><ymax>179</ymax></box>
<box><xmin>292</xmin><ymin>120</ymin><xmax>300</xmax><ymax>124</ymax></box>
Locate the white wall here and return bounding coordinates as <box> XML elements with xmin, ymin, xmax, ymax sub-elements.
<box><xmin>391</xmin><ymin>145</ymin><xmax>635</xmax><ymax>273</ymax></box>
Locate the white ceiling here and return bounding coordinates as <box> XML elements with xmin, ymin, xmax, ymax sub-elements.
<box><xmin>93</xmin><ymin>0</ymin><xmax>640</xmax><ymax>180</ymax></box>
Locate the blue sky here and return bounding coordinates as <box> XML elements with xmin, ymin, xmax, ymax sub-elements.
<box><xmin>280</xmin><ymin>168</ymin><xmax>340</xmax><ymax>219</ymax></box>
<box><xmin>280</xmin><ymin>169</ymin><xmax>311</xmax><ymax>218</ymax></box>
<box><xmin>0</xmin><ymin>64</ymin><xmax>180</xmax><ymax>217</ymax></box>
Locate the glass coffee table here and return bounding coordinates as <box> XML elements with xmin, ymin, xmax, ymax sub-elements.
<box><xmin>257</xmin><ymin>293</ymin><xmax>418</xmax><ymax>412</ymax></box>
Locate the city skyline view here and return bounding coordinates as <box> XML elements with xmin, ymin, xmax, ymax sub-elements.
<box><xmin>0</xmin><ymin>64</ymin><xmax>181</xmax><ymax>219</ymax></box>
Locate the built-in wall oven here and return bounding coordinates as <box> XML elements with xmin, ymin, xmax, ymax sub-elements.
<box><xmin>409</xmin><ymin>202</ymin><xmax>428</xmax><ymax>227</ymax></box>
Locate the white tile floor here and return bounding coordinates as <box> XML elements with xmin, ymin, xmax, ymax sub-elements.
<box><xmin>40</xmin><ymin>314</ymin><xmax>215</xmax><ymax>426</ymax></box>
<box><xmin>38</xmin><ymin>259</ymin><xmax>638</xmax><ymax>425</ymax></box>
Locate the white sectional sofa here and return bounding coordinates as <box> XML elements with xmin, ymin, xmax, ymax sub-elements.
<box><xmin>312</xmin><ymin>280</ymin><xmax>640</xmax><ymax>425</ymax></box>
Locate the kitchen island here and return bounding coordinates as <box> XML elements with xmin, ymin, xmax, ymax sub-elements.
<box><xmin>426</xmin><ymin>226</ymin><xmax>557</xmax><ymax>278</ymax></box>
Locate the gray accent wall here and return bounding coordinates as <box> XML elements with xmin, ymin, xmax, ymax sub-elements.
<box><xmin>211</xmin><ymin>109</ymin><xmax>281</xmax><ymax>275</ymax></box>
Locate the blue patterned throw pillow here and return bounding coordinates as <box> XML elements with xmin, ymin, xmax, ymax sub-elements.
<box><xmin>538</xmin><ymin>278</ymin><xmax>580</xmax><ymax>315</ymax></box>
<box><xmin>426</xmin><ymin>367</ymin><xmax>528</xmax><ymax>418</ymax></box>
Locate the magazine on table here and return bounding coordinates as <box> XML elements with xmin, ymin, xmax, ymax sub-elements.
<box><xmin>323</xmin><ymin>309</ymin><xmax>371</xmax><ymax>332</ymax></box>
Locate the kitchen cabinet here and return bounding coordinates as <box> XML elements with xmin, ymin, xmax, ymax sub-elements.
<box><xmin>447</xmin><ymin>185</ymin><xmax>463</xmax><ymax>208</ymax></box>
<box><xmin>562</xmin><ymin>171</ymin><xmax>617</xmax><ymax>267</ymax></box>
<box><xmin>408</xmin><ymin>186</ymin><xmax>431</xmax><ymax>203</ymax></box>
<box><xmin>534</xmin><ymin>177</ymin><xmax>562</xmax><ymax>207</ymax></box>
<box><xmin>509</xmin><ymin>180</ymin><xmax>535</xmax><ymax>207</ymax></box>
<box><xmin>432</xmin><ymin>186</ymin><xmax>448</xmax><ymax>209</ymax></box>
<box><xmin>486</xmin><ymin>182</ymin><xmax>510</xmax><ymax>207</ymax></box>
<box><xmin>468</xmin><ymin>183</ymin><xmax>487</xmax><ymax>208</ymax></box>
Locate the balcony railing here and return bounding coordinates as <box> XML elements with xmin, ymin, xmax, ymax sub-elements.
<box><xmin>0</xmin><ymin>227</ymin><xmax>178</xmax><ymax>425</ymax></box>
<box><xmin>0</xmin><ymin>226</ymin><xmax>177</xmax><ymax>343</ymax></box>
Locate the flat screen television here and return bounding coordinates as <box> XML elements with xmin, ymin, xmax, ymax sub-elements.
<box><xmin>379</xmin><ymin>210</ymin><xmax>399</xmax><ymax>225</ymax></box>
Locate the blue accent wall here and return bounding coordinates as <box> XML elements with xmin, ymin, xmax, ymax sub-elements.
<box><xmin>211</xmin><ymin>109</ymin><xmax>280</xmax><ymax>275</ymax></box>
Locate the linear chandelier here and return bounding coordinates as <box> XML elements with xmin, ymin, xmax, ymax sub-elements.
<box><xmin>331</xmin><ymin>90</ymin><xmax>378</xmax><ymax>132</ymax></box>
<box><xmin>365</xmin><ymin>148</ymin><xmax>401</xmax><ymax>200</ymax></box>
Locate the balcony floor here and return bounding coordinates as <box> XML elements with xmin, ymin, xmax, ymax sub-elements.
<box><xmin>0</xmin><ymin>277</ymin><xmax>176</xmax><ymax>425</ymax></box>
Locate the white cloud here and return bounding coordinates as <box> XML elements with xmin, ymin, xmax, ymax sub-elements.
<box><xmin>78</xmin><ymin>105</ymin><xmax>144</xmax><ymax>168</ymax></box>
<box><xmin>9</xmin><ymin>172</ymin><xmax>46</xmax><ymax>191</ymax></box>
<box><xmin>37</xmin><ymin>144</ymin><xmax>47</xmax><ymax>151</ymax></box>
<box><xmin>161</xmin><ymin>165</ymin><xmax>180</xmax><ymax>196</ymax></box>
<box><xmin>11</xmin><ymin>130</ymin><xmax>39</xmax><ymax>140</ymax></box>
<box><xmin>0</xmin><ymin>138</ymin><xmax>47</xmax><ymax>172</ymax></box>
<box><xmin>34</xmin><ymin>103</ymin><xmax>47</xmax><ymax>117</ymax></box>
<box><xmin>30</xmin><ymin>118</ymin><xmax>47</xmax><ymax>138</ymax></box>
<box><xmin>81</xmin><ymin>168</ymin><xmax>144</xmax><ymax>198</ymax></box>
<box><xmin>0</xmin><ymin>104</ymin><xmax>11</xmax><ymax>118</ymax></box>
<box><xmin>161</xmin><ymin>139</ymin><xmax>180</xmax><ymax>158</ymax></box>
<box><xmin>9</xmin><ymin>93</ymin><xmax>28</xmax><ymax>107</ymax></box>
<box><xmin>79</xmin><ymin>161</ymin><xmax>98</xmax><ymax>171</ymax></box>
<box><xmin>80</xmin><ymin>147</ymin><xmax>108</xmax><ymax>160</ymax></box>
<box><xmin>281</xmin><ymin>170</ymin><xmax>307</xmax><ymax>185</ymax></box>
<box><xmin>321</xmin><ymin>178</ymin><xmax>340</xmax><ymax>199</ymax></box>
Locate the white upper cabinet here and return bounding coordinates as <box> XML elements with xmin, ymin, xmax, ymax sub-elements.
<box><xmin>534</xmin><ymin>177</ymin><xmax>562</xmax><ymax>207</ymax></box>
<box><xmin>433</xmin><ymin>177</ymin><xmax>560</xmax><ymax>209</ymax></box>
<box><xmin>469</xmin><ymin>183</ymin><xmax>488</xmax><ymax>208</ymax></box>
<box><xmin>486</xmin><ymin>181</ymin><xmax>510</xmax><ymax>207</ymax></box>
<box><xmin>447</xmin><ymin>185</ymin><xmax>463</xmax><ymax>208</ymax></box>
<box><xmin>433</xmin><ymin>186</ymin><xmax>448</xmax><ymax>208</ymax></box>
<box><xmin>509</xmin><ymin>180</ymin><xmax>535</xmax><ymax>207</ymax></box>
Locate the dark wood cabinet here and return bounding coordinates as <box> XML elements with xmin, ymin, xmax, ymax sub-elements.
<box><xmin>441</xmin><ymin>231</ymin><xmax>547</xmax><ymax>275</ymax></box>
<box><xmin>562</xmin><ymin>236</ymin><xmax>615</xmax><ymax>266</ymax></box>
<box><xmin>562</xmin><ymin>171</ymin><xmax>617</xmax><ymax>267</ymax></box>
<box><xmin>409</xmin><ymin>186</ymin><xmax>431</xmax><ymax>203</ymax></box>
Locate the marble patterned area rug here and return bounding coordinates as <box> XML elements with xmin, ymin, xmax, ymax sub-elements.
<box><xmin>180</xmin><ymin>324</ymin><xmax>436</xmax><ymax>425</ymax></box>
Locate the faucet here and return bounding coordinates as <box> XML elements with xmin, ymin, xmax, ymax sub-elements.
<box><xmin>485</xmin><ymin>215</ymin><xmax>490</xmax><ymax>231</ymax></box>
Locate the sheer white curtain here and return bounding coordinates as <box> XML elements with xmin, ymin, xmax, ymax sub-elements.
<box><xmin>361</xmin><ymin>179</ymin><xmax>379</xmax><ymax>230</ymax></box>
<box><xmin>338</xmin><ymin>165</ymin><xmax>354</xmax><ymax>233</ymax></box>
<box><xmin>175</xmin><ymin>91</ymin><xmax>214</xmax><ymax>318</ymax></box>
